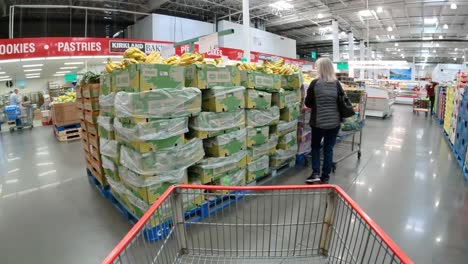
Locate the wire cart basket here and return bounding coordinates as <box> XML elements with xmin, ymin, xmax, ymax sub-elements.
<box><xmin>412</xmin><ymin>98</ymin><xmax>430</xmax><ymax>117</ymax></box>
<box><xmin>103</xmin><ymin>185</ymin><xmax>413</xmax><ymax>264</ymax></box>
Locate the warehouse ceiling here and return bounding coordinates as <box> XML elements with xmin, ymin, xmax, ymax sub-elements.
<box><xmin>3</xmin><ymin>0</ymin><xmax>468</xmax><ymax>63</ymax></box>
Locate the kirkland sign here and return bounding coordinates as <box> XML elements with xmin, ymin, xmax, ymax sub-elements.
<box><xmin>109</xmin><ymin>41</ymin><xmax>171</xmax><ymax>53</ymax></box>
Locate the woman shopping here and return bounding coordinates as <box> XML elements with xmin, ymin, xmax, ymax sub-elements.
<box><xmin>304</xmin><ymin>58</ymin><xmax>346</xmax><ymax>184</ymax></box>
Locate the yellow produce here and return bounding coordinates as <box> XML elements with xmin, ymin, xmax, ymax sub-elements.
<box><xmin>124</xmin><ymin>47</ymin><xmax>147</xmax><ymax>62</ymax></box>
<box><xmin>105</xmin><ymin>58</ymin><xmax>122</xmax><ymax>73</ymax></box>
<box><xmin>164</xmin><ymin>56</ymin><xmax>180</xmax><ymax>65</ymax></box>
<box><xmin>145</xmin><ymin>51</ymin><xmax>163</xmax><ymax>64</ymax></box>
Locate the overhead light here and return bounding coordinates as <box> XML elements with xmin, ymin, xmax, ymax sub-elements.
<box><xmin>424</xmin><ymin>17</ymin><xmax>438</xmax><ymax>25</ymax></box>
<box><xmin>387</xmin><ymin>26</ymin><xmax>393</xmax><ymax>32</ymax></box>
<box><xmin>398</xmin><ymin>49</ymin><xmax>401</xmax><ymax>51</ymax></box>
<box><xmin>376</xmin><ymin>35</ymin><xmax>380</xmax><ymax>40</ymax></box>
<box><xmin>463</xmin><ymin>55</ymin><xmax>465</xmax><ymax>59</ymax></box>
<box><xmin>53</xmin><ymin>74</ymin><xmax>65</xmax><ymax>77</ymax></box>
<box><xmin>439</xmin><ymin>35</ymin><xmax>443</xmax><ymax>39</ymax></box>
<box><xmin>26</xmin><ymin>76</ymin><xmax>40</xmax><ymax>79</ymax></box>
<box><xmin>395</xmin><ymin>43</ymin><xmax>399</xmax><ymax>47</ymax></box>
<box><xmin>60</xmin><ymin>66</ymin><xmax>78</xmax><ymax>70</ymax></box>
<box><xmin>22</xmin><ymin>64</ymin><xmax>44</xmax><ymax>68</ymax></box>
<box><xmin>422</xmin><ymin>37</ymin><xmax>433</xmax><ymax>40</ymax></box>
<box><xmin>0</xmin><ymin>72</ymin><xmax>5</xmax><ymax>75</ymax></box>
<box><xmin>358</xmin><ymin>9</ymin><xmax>374</xmax><ymax>17</ymax></box>
<box><xmin>317</xmin><ymin>13</ymin><xmax>323</xmax><ymax>19</ymax></box>
<box><xmin>268</xmin><ymin>1</ymin><xmax>293</xmax><ymax>10</ymax></box>
<box><xmin>56</xmin><ymin>71</ymin><xmax>71</xmax><ymax>74</ymax></box>
<box><xmin>443</xmin><ymin>24</ymin><xmax>448</xmax><ymax>29</ymax></box>
<box><xmin>451</xmin><ymin>3</ymin><xmax>457</xmax><ymax>9</ymax></box>
<box><xmin>0</xmin><ymin>76</ymin><xmax>10</xmax><ymax>79</ymax></box>
<box><xmin>455</xmin><ymin>48</ymin><xmax>458</xmax><ymax>51</ymax></box>
<box><xmin>340</xmin><ymin>31</ymin><xmax>347</xmax><ymax>36</ymax></box>
<box><xmin>24</xmin><ymin>69</ymin><xmax>42</xmax><ymax>72</ymax></box>
<box><xmin>64</xmin><ymin>62</ymin><xmax>84</xmax><ymax>65</ymax></box>
<box><xmin>0</xmin><ymin>78</ymin><xmax>12</xmax><ymax>81</ymax></box>
<box><xmin>390</xmin><ymin>35</ymin><xmax>395</xmax><ymax>39</ymax></box>
<box><xmin>421</xmin><ymin>50</ymin><xmax>429</xmax><ymax>53</ymax></box>
<box><xmin>25</xmin><ymin>73</ymin><xmax>40</xmax><ymax>76</ymax></box>
<box><xmin>436</xmin><ymin>43</ymin><xmax>440</xmax><ymax>47</ymax></box>
<box><xmin>433</xmin><ymin>49</ymin><xmax>437</xmax><ymax>53</ymax></box>
<box><xmin>376</xmin><ymin>7</ymin><xmax>383</xmax><ymax>13</ymax></box>
<box><xmin>0</xmin><ymin>59</ymin><xmax>20</xmax><ymax>64</ymax></box>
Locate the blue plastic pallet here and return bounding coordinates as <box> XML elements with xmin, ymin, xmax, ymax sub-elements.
<box><xmin>86</xmin><ymin>169</ymin><xmax>110</xmax><ymax>198</ymax></box>
<box><xmin>55</xmin><ymin>123</ymin><xmax>81</xmax><ymax>132</ymax></box>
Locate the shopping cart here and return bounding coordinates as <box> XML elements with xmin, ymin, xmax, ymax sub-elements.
<box><xmin>5</xmin><ymin>104</ymin><xmax>34</xmax><ymax>132</ymax></box>
<box><xmin>412</xmin><ymin>98</ymin><xmax>430</xmax><ymax>117</ymax></box>
<box><xmin>103</xmin><ymin>185</ymin><xmax>413</xmax><ymax>264</ymax></box>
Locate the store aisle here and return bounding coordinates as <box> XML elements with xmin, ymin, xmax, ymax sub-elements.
<box><xmin>0</xmin><ymin>105</ymin><xmax>467</xmax><ymax>263</ymax></box>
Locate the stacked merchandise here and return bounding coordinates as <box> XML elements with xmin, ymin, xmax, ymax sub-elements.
<box><xmin>443</xmin><ymin>86</ymin><xmax>455</xmax><ymax>136</ymax></box>
<box><xmin>436</xmin><ymin>86</ymin><xmax>447</xmax><ymax>122</ymax></box>
<box><xmin>51</xmin><ymin>91</ymin><xmax>81</xmax><ymax>142</ymax></box>
<box><xmin>455</xmin><ymin>89</ymin><xmax>468</xmax><ymax>165</ymax></box>
<box><xmin>298</xmin><ymin>82</ymin><xmax>311</xmax><ymax>154</ymax></box>
<box><xmin>77</xmin><ymin>76</ymin><xmax>104</xmax><ymax>184</ymax></box>
<box><xmin>449</xmin><ymin>86</ymin><xmax>464</xmax><ymax>144</ymax></box>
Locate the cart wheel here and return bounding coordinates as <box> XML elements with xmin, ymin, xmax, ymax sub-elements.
<box><xmin>358</xmin><ymin>151</ymin><xmax>362</xmax><ymax>159</ymax></box>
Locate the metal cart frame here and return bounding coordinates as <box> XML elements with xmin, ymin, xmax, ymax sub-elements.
<box><xmin>103</xmin><ymin>185</ymin><xmax>413</xmax><ymax>264</ymax></box>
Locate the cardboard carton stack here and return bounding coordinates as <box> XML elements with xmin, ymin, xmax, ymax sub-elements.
<box><xmin>188</xmin><ymin>65</ymin><xmax>248</xmax><ymax>188</ymax></box>
<box><xmin>104</xmin><ymin>63</ymin><xmax>206</xmax><ymax>218</ymax></box>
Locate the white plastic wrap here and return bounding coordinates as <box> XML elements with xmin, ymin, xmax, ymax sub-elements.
<box><xmin>271</xmin><ymin>144</ymin><xmax>298</xmax><ymax>160</ymax></box>
<box><xmin>204</xmin><ymin>86</ymin><xmax>245</xmax><ymax>97</ymax></box>
<box><xmin>100</xmin><ymin>138</ymin><xmax>119</xmax><ymax>159</ymax></box>
<box><xmin>101</xmin><ymin>155</ymin><xmax>117</xmax><ymax>171</ymax></box>
<box><xmin>277</xmin><ymin>120</ymin><xmax>297</xmax><ymax>136</ymax></box>
<box><xmin>120</xmin><ymin>138</ymin><xmax>205</xmax><ymax>174</ymax></box>
<box><xmin>203</xmin><ymin>128</ymin><xmax>246</xmax><ymax>147</ymax></box>
<box><xmin>114</xmin><ymin>88</ymin><xmax>201</xmax><ymax>119</ymax></box>
<box><xmin>248</xmin><ymin>155</ymin><xmax>269</xmax><ymax>172</ymax></box>
<box><xmin>97</xmin><ymin>116</ymin><xmax>114</xmax><ymax>131</ymax></box>
<box><xmin>119</xmin><ymin>166</ymin><xmax>186</xmax><ymax>188</ymax></box>
<box><xmin>99</xmin><ymin>93</ymin><xmax>115</xmax><ymax>108</ymax></box>
<box><xmin>279</xmin><ymin>131</ymin><xmax>297</xmax><ymax>145</ymax></box>
<box><xmin>114</xmin><ymin>117</ymin><xmax>188</xmax><ymax>141</ymax></box>
<box><xmin>106</xmin><ymin>175</ymin><xmax>150</xmax><ymax>212</ymax></box>
<box><xmin>246</xmin><ymin>106</ymin><xmax>280</xmax><ymax>127</ymax></box>
<box><xmin>194</xmin><ymin>150</ymin><xmax>246</xmax><ymax>171</ymax></box>
<box><xmin>249</xmin><ymin>135</ymin><xmax>278</xmax><ymax>159</ymax></box>
<box><xmin>189</xmin><ymin>110</ymin><xmax>245</xmax><ymax>131</ymax></box>
<box><xmin>220</xmin><ymin>169</ymin><xmax>246</xmax><ymax>186</ymax></box>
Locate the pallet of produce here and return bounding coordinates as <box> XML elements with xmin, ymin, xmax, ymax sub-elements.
<box><xmin>51</xmin><ymin>102</ymin><xmax>81</xmax><ymax>127</ymax></box>
<box><xmin>276</xmin><ymin>120</ymin><xmax>298</xmax><ymax>137</ymax></box>
<box><xmin>246</xmin><ymin>155</ymin><xmax>269</xmax><ymax>182</ymax></box>
<box><xmin>114</xmin><ymin>117</ymin><xmax>188</xmax><ymax>153</ymax></box>
<box><xmin>84</xmin><ymin>110</ymin><xmax>100</xmax><ymax>124</ymax></box>
<box><xmin>189</xmin><ymin>110</ymin><xmax>245</xmax><ymax>139</ymax></box>
<box><xmin>97</xmin><ymin>116</ymin><xmax>115</xmax><ymax>140</ymax></box>
<box><xmin>100</xmin><ymin>73</ymin><xmax>113</xmax><ymax>95</ymax></box>
<box><xmin>100</xmin><ymin>138</ymin><xmax>120</xmax><ymax>163</ymax></box>
<box><xmin>270</xmin><ymin>145</ymin><xmax>297</xmax><ymax>167</ymax></box>
<box><xmin>245</xmin><ymin>89</ymin><xmax>272</xmax><ymax>109</ymax></box>
<box><xmin>246</xmin><ymin>126</ymin><xmax>269</xmax><ymax>147</ymax></box>
<box><xmin>114</xmin><ymin>88</ymin><xmax>201</xmax><ymax>119</ymax></box>
<box><xmin>86</xmin><ymin>152</ymin><xmax>105</xmax><ymax>186</ymax></box>
<box><xmin>280</xmin><ymin>102</ymin><xmax>300</xmax><ymax>121</ymax></box>
<box><xmin>247</xmin><ymin>135</ymin><xmax>278</xmax><ymax>163</ymax></box>
<box><xmin>202</xmin><ymin>86</ymin><xmax>245</xmax><ymax>112</ymax></box>
<box><xmin>189</xmin><ymin>151</ymin><xmax>247</xmax><ymax>184</ymax></box>
<box><xmin>210</xmin><ymin>169</ymin><xmax>247</xmax><ymax>194</ymax></box>
<box><xmin>281</xmin><ymin>73</ymin><xmax>303</xmax><ymax>90</ymax></box>
<box><xmin>102</xmin><ymin>155</ymin><xmax>120</xmax><ymax>182</ymax></box>
<box><xmin>277</xmin><ymin>131</ymin><xmax>297</xmax><ymax>150</ymax></box>
<box><xmin>203</xmin><ymin>128</ymin><xmax>247</xmax><ymax>157</ymax></box>
<box><xmin>271</xmin><ymin>88</ymin><xmax>301</xmax><ymax>109</ymax></box>
<box><xmin>240</xmin><ymin>71</ymin><xmax>281</xmax><ymax>92</ymax></box>
<box><xmin>185</xmin><ymin>64</ymin><xmax>241</xmax><ymax>89</ymax></box>
<box><xmin>246</xmin><ymin>106</ymin><xmax>280</xmax><ymax>127</ymax></box>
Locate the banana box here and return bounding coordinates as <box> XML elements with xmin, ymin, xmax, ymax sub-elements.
<box><xmin>82</xmin><ymin>84</ymin><xmax>100</xmax><ymax>98</ymax></box>
<box><xmin>120</xmin><ymin>165</ymin><xmax>188</xmax><ymax>204</ymax></box>
<box><xmin>278</xmin><ymin>131</ymin><xmax>297</xmax><ymax>150</ymax></box>
<box><xmin>117</xmin><ymin>133</ymin><xmax>185</xmax><ymax>154</ymax></box>
<box><xmin>246</xmin><ymin>126</ymin><xmax>269</xmax><ymax>147</ymax></box>
<box><xmin>240</xmin><ymin>71</ymin><xmax>281</xmax><ymax>92</ymax></box>
<box><xmin>114</xmin><ymin>88</ymin><xmax>201</xmax><ymax>119</ymax></box>
<box><xmin>203</xmin><ymin>128</ymin><xmax>246</xmax><ymax>157</ymax></box>
<box><xmin>86</xmin><ymin>121</ymin><xmax>98</xmax><ymax>135</ymax></box>
<box><xmin>102</xmin><ymin>155</ymin><xmax>120</xmax><ymax>182</ymax></box>
<box><xmin>97</xmin><ymin>116</ymin><xmax>115</xmax><ymax>140</ymax></box>
<box><xmin>99</xmin><ymin>93</ymin><xmax>115</xmax><ymax>117</ymax></box>
<box><xmin>212</xmin><ymin>169</ymin><xmax>246</xmax><ymax>194</ymax></box>
<box><xmin>114</xmin><ymin>64</ymin><xmax>185</xmax><ymax>92</ymax></box>
<box><xmin>247</xmin><ymin>135</ymin><xmax>277</xmax><ymax>163</ymax></box>
<box><xmin>280</xmin><ymin>102</ymin><xmax>300</xmax><ymax>122</ymax></box>
<box><xmin>281</xmin><ymin>73</ymin><xmax>303</xmax><ymax>90</ymax></box>
<box><xmin>272</xmin><ymin>88</ymin><xmax>301</xmax><ymax>109</ymax></box>
<box><xmin>246</xmin><ymin>106</ymin><xmax>280</xmax><ymax>127</ymax></box>
<box><xmin>84</xmin><ymin>110</ymin><xmax>99</xmax><ymax>124</ymax></box>
<box><xmin>245</xmin><ymin>89</ymin><xmax>272</xmax><ymax>109</ymax></box>
<box><xmin>246</xmin><ymin>155</ymin><xmax>269</xmax><ymax>182</ymax></box>
<box><xmin>189</xmin><ymin>151</ymin><xmax>246</xmax><ymax>184</ymax></box>
<box><xmin>100</xmin><ymin>138</ymin><xmax>120</xmax><ymax>163</ymax></box>
<box><xmin>270</xmin><ymin>145</ymin><xmax>297</xmax><ymax>167</ymax></box>
<box><xmin>277</xmin><ymin>120</ymin><xmax>298</xmax><ymax>137</ymax></box>
<box><xmin>185</xmin><ymin>64</ymin><xmax>241</xmax><ymax>89</ymax></box>
<box><xmin>120</xmin><ymin>138</ymin><xmax>205</xmax><ymax>174</ymax></box>
<box><xmin>188</xmin><ymin>110</ymin><xmax>245</xmax><ymax>139</ymax></box>
<box><xmin>187</xmin><ymin>175</ymin><xmax>205</xmax><ymax>207</ymax></box>
<box><xmin>202</xmin><ymin>86</ymin><xmax>245</xmax><ymax>112</ymax></box>
<box><xmin>100</xmin><ymin>74</ymin><xmax>112</xmax><ymax>95</ymax></box>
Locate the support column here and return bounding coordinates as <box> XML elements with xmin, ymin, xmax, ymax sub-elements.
<box><xmin>348</xmin><ymin>31</ymin><xmax>354</xmax><ymax>61</ymax></box>
<box><xmin>243</xmin><ymin>0</ymin><xmax>251</xmax><ymax>61</ymax></box>
<box><xmin>359</xmin><ymin>40</ymin><xmax>365</xmax><ymax>79</ymax></box>
<box><xmin>332</xmin><ymin>20</ymin><xmax>339</xmax><ymax>62</ymax></box>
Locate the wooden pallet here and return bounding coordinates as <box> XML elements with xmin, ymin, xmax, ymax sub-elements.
<box><xmin>54</xmin><ymin>127</ymin><xmax>82</xmax><ymax>142</ymax></box>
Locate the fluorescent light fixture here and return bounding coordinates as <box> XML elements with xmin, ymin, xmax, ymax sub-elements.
<box><xmin>268</xmin><ymin>0</ymin><xmax>293</xmax><ymax>10</ymax></box>
<box><xmin>358</xmin><ymin>9</ymin><xmax>373</xmax><ymax>17</ymax></box>
<box><xmin>21</xmin><ymin>57</ymin><xmax>45</xmax><ymax>62</ymax></box>
<box><xmin>60</xmin><ymin>66</ymin><xmax>78</xmax><ymax>70</ymax></box>
<box><xmin>25</xmin><ymin>73</ymin><xmax>40</xmax><ymax>76</ymax></box>
<box><xmin>395</xmin><ymin>43</ymin><xmax>399</xmax><ymax>47</ymax></box>
<box><xmin>422</xmin><ymin>37</ymin><xmax>433</xmax><ymax>40</ymax></box>
<box><xmin>340</xmin><ymin>31</ymin><xmax>346</xmax><ymax>36</ymax></box>
<box><xmin>397</xmin><ymin>49</ymin><xmax>401</xmax><ymax>51</ymax></box>
<box><xmin>433</xmin><ymin>49</ymin><xmax>437</xmax><ymax>53</ymax></box>
<box><xmin>421</xmin><ymin>50</ymin><xmax>429</xmax><ymax>53</ymax></box>
<box><xmin>0</xmin><ymin>59</ymin><xmax>20</xmax><ymax>64</ymax></box>
<box><xmin>46</xmin><ymin>56</ymin><xmax>71</xmax><ymax>60</ymax></box>
<box><xmin>387</xmin><ymin>26</ymin><xmax>393</xmax><ymax>32</ymax></box>
<box><xmin>390</xmin><ymin>35</ymin><xmax>395</xmax><ymax>39</ymax></box>
<box><xmin>0</xmin><ymin>72</ymin><xmax>5</xmax><ymax>74</ymax></box>
<box><xmin>56</xmin><ymin>71</ymin><xmax>71</xmax><ymax>74</ymax></box>
<box><xmin>455</xmin><ymin>48</ymin><xmax>458</xmax><ymax>51</ymax></box>
<box><xmin>26</xmin><ymin>76</ymin><xmax>40</xmax><ymax>79</ymax></box>
<box><xmin>443</xmin><ymin>24</ymin><xmax>448</xmax><ymax>29</ymax></box>
<box><xmin>0</xmin><ymin>78</ymin><xmax>12</xmax><ymax>81</ymax></box>
<box><xmin>451</xmin><ymin>3</ymin><xmax>457</xmax><ymax>9</ymax></box>
<box><xmin>436</xmin><ymin>43</ymin><xmax>440</xmax><ymax>47</ymax></box>
<box><xmin>454</xmin><ymin>58</ymin><xmax>457</xmax><ymax>61</ymax></box>
<box><xmin>439</xmin><ymin>35</ymin><xmax>443</xmax><ymax>39</ymax></box>
<box><xmin>22</xmin><ymin>64</ymin><xmax>43</xmax><ymax>68</ymax></box>
<box><xmin>0</xmin><ymin>75</ymin><xmax>10</xmax><ymax>78</ymax></box>
<box><xmin>24</xmin><ymin>69</ymin><xmax>42</xmax><ymax>72</ymax></box>
<box><xmin>424</xmin><ymin>17</ymin><xmax>438</xmax><ymax>25</ymax></box>
<box><xmin>64</xmin><ymin>62</ymin><xmax>84</xmax><ymax>65</ymax></box>
<box><xmin>53</xmin><ymin>74</ymin><xmax>65</xmax><ymax>77</ymax></box>
<box><xmin>463</xmin><ymin>55</ymin><xmax>466</xmax><ymax>59</ymax></box>
<box><xmin>376</xmin><ymin>35</ymin><xmax>380</xmax><ymax>40</ymax></box>
<box><xmin>317</xmin><ymin>13</ymin><xmax>323</xmax><ymax>19</ymax></box>
<box><xmin>376</xmin><ymin>7</ymin><xmax>383</xmax><ymax>13</ymax></box>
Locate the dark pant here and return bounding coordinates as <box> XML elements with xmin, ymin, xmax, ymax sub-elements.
<box><xmin>311</xmin><ymin>126</ymin><xmax>340</xmax><ymax>181</ymax></box>
<box><xmin>15</xmin><ymin>118</ymin><xmax>22</xmax><ymax>127</ymax></box>
<box><xmin>429</xmin><ymin>96</ymin><xmax>435</xmax><ymax>115</ymax></box>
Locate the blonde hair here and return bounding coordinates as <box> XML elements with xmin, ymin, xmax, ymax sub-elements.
<box><xmin>316</xmin><ymin>57</ymin><xmax>336</xmax><ymax>82</ymax></box>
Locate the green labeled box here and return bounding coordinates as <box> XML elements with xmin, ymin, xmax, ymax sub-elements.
<box><xmin>100</xmin><ymin>138</ymin><xmax>120</xmax><ymax>163</ymax></box>
<box><xmin>202</xmin><ymin>86</ymin><xmax>245</xmax><ymax>112</ymax></box>
<box><xmin>280</xmin><ymin>102</ymin><xmax>300</xmax><ymax>121</ymax></box>
<box><xmin>246</xmin><ymin>126</ymin><xmax>269</xmax><ymax>147</ymax></box>
<box><xmin>120</xmin><ymin>138</ymin><xmax>205</xmax><ymax>174</ymax></box>
<box><xmin>113</xmin><ymin>63</ymin><xmax>185</xmax><ymax>92</ymax></box>
<box><xmin>245</xmin><ymin>89</ymin><xmax>272</xmax><ymax>109</ymax></box>
<box><xmin>99</xmin><ymin>93</ymin><xmax>115</xmax><ymax>117</ymax></box>
<box><xmin>281</xmin><ymin>73</ymin><xmax>303</xmax><ymax>90</ymax></box>
<box><xmin>246</xmin><ymin>106</ymin><xmax>280</xmax><ymax>127</ymax></box>
<box><xmin>278</xmin><ymin>131</ymin><xmax>297</xmax><ymax>150</ymax></box>
<box><xmin>204</xmin><ymin>128</ymin><xmax>247</xmax><ymax>157</ymax></box>
<box><xmin>97</xmin><ymin>116</ymin><xmax>115</xmax><ymax>140</ymax></box>
<box><xmin>270</xmin><ymin>145</ymin><xmax>297</xmax><ymax>167</ymax></box>
<box><xmin>100</xmin><ymin>73</ymin><xmax>113</xmax><ymax>95</ymax></box>
<box><xmin>101</xmin><ymin>155</ymin><xmax>120</xmax><ymax>182</ymax></box>
<box><xmin>215</xmin><ymin>169</ymin><xmax>246</xmax><ymax>189</ymax></box>
<box><xmin>114</xmin><ymin>88</ymin><xmax>201</xmax><ymax>119</ymax></box>
<box><xmin>277</xmin><ymin>120</ymin><xmax>298</xmax><ymax>137</ymax></box>
<box><xmin>247</xmin><ymin>135</ymin><xmax>278</xmax><ymax>163</ymax></box>
<box><xmin>120</xmin><ymin>165</ymin><xmax>187</xmax><ymax>204</ymax></box>
<box><xmin>272</xmin><ymin>88</ymin><xmax>301</xmax><ymax>109</ymax></box>
<box><xmin>189</xmin><ymin>110</ymin><xmax>245</xmax><ymax>139</ymax></box>
<box><xmin>240</xmin><ymin>71</ymin><xmax>281</xmax><ymax>92</ymax></box>
<box><xmin>189</xmin><ymin>151</ymin><xmax>247</xmax><ymax>184</ymax></box>
<box><xmin>114</xmin><ymin>117</ymin><xmax>188</xmax><ymax>153</ymax></box>
<box><xmin>246</xmin><ymin>155</ymin><xmax>269</xmax><ymax>182</ymax></box>
<box><xmin>185</xmin><ymin>64</ymin><xmax>241</xmax><ymax>89</ymax></box>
